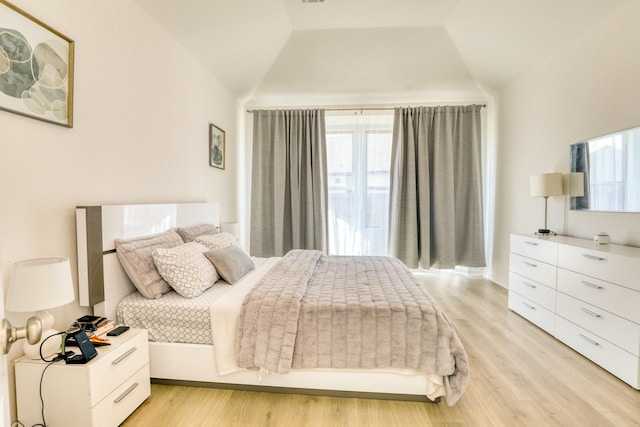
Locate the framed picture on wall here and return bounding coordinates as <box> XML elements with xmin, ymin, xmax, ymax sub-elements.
<box><xmin>209</xmin><ymin>123</ymin><xmax>225</xmax><ymax>169</ymax></box>
<box><xmin>0</xmin><ymin>0</ymin><xmax>75</xmax><ymax>127</ymax></box>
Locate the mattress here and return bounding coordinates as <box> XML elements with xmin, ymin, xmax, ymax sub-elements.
<box><xmin>116</xmin><ymin>282</ymin><xmax>230</xmax><ymax>344</ymax></box>
<box><xmin>116</xmin><ymin>258</ymin><xmax>270</xmax><ymax>345</ymax></box>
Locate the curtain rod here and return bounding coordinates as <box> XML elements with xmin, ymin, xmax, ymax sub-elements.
<box><xmin>246</xmin><ymin>104</ymin><xmax>487</xmax><ymax>113</ymax></box>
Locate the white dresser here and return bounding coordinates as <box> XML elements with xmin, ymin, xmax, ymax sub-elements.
<box><xmin>509</xmin><ymin>233</ymin><xmax>640</xmax><ymax>389</ymax></box>
<box><xmin>15</xmin><ymin>328</ymin><xmax>150</xmax><ymax>427</ymax></box>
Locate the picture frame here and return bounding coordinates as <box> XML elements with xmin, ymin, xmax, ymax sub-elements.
<box><xmin>0</xmin><ymin>0</ymin><xmax>74</xmax><ymax>127</ymax></box>
<box><xmin>209</xmin><ymin>123</ymin><xmax>226</xmax><ymax>169</ymax></box>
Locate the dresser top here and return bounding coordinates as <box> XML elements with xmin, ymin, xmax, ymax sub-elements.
<box><xmin>513</xmin><ymin>233</ymin><xmax>640</xmax><ymax>259</ymax></box>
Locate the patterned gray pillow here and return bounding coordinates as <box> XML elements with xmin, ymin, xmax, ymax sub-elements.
<box><xmin>152</xmin><ymin>242</ymin><xmax>219</xmax><ymax>298</ymax></box>
<box><xmin>195</xmin><ymin>232</ymin><xmax>238</xmax><ymax>251</ymax></box>
<box><xmin>176</xmin><ymin>223</ymin><xmax>219</xmax><ymax>242</ymax></box>
<box><xmin>204</xmin><ymin>245</ymin><xmax>255</xmax><ymax>284</ymax></box>
<box><xmin>115</xmin><ymin>229</ymin><xmax>184</xmax><ymax>299</ymax></box>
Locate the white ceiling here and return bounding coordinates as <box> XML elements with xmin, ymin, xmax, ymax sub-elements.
<box><xmin>133</xmin><ymin>0</ymin><xmax>628</xmax><ymax>103</ymax></box>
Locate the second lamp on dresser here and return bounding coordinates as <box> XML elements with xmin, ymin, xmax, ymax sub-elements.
<box><xmin>508</xmin><ymin>233</ymin><xmax>640</xmax><ymax>389</ymax></box>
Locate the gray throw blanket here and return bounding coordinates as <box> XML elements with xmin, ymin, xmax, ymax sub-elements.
<box><xmin>236</xmin><ymin>250</ymin><xmax>469</xmax><ymax>406</ymax></box>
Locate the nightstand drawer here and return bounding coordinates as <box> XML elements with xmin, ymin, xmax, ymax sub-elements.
<box><xmin>557</xmin><ymin>268</ymin><xmax>640</xmax><ymax>324</ymax></box>
<box><xmin>556</xmin><ymin>292</ymin><xmax>640</xmax><ymax>356</ymax></box>
<box><xmin>88</xmin><ymin>329</ymin><xmax>149</xmax><ymax>406</ymax></box>
<box><xmin>555</xmin><ymin>316</ymin><xmax>639</xmax><ymax>389</ymax></box>
<box><xmin>91</xmin><ymin>365</ymin><xmax>151</xmax><ymax>427</ymax></box>
<box><xmin>509</xmin><ymin>253</ymin><xmax>557</xmax><ymax>289</ymax></box>
<box><xmin>509</xmin><ymin>272</ymin><xmax>556</xmax><ymax>311</ymax></box>
<box><xmin>508</xmin><ymin>291</ymin><xmax>555</xmax><ymax>334</ymax></box>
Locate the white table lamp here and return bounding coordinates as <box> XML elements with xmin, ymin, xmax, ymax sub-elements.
<box><xmin>530</xmin><ymin>173</ymin><xmax>564</xmax><ymax>235</ymax></box>
<box><xmin>6</xmin><ymin>258</ymin><xmax>75</xmax><ymax>359</ymax></box>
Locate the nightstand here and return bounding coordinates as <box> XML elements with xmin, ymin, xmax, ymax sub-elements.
<box><xmin>15</xmin><ymin>328</ymin><xmax>150</xmax><ymax>427</ymax></box>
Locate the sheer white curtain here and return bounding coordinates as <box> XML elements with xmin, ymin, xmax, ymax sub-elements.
<box><xmin>325</xmin><ymin>110</ymin><xmax>394</xmax><ymax>255</ymax></box>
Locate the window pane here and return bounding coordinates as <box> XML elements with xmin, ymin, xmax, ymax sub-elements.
<box><xmin>326</xmin><ymin>111</ymin><xmax>393</xmax><ymax>256</ymax></box>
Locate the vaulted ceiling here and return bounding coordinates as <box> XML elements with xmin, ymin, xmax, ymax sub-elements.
<box><xmin>133</xmin><ymin>0</ymin><xmax>628</xmax><ymax>103</ymax></box>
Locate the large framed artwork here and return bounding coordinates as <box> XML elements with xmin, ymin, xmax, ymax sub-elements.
<box><xmin>0</xmin><ymin>0</ymin><xmax>74</xmax><ymax>127</ymax></box>
<box><xmin>209</xmin><ymin>123</ymin><xmax>225</xmax><ymax>169</ymax></box>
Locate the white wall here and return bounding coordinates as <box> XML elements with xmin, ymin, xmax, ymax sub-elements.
<box><xmin>492</xmin><ymin>1</ymin><xmax>640</xmax><ymax>286</ymax></box>
<box><xmin>1</xmin><ymin>0</ymin><xmax>238</xmax><ymax>415</ymax></box>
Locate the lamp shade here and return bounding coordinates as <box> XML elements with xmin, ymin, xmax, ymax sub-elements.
<box><xmin>530</xmin><ymin>173</ymin><xmax>564</xmax><ymax>198</ymax></box>
<box><xmin>6</xmin><ymin>257</ymin><xmax>75</xmax><ymax>313</ymax></box>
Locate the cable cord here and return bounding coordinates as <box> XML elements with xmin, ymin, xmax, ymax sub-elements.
<box><xmin>34</xmin><ymin>331</ymin><xmax>68</xmax><ymax>427</ymax></box>
<box><xmin>30</xmin><ymin>361</ymin><xmax>56</xmax><ymax>427</ymax></box>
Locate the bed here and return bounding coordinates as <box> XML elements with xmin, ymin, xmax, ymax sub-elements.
<box><xmin>76</xmin><ymin>202</ymin><xmax>468</xmax><ymax>405</ymax></box>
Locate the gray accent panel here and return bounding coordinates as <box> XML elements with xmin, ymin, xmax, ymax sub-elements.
<box><xmin>84</xmin><ymin>206</ymin><xmax>105</xmax><ymax>306</ymax></box>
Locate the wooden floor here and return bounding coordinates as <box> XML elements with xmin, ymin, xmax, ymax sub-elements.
<box><xmin>122</xmin><ymin>271</ymin><xmax>640</xmax><ymax>427</ymax></box>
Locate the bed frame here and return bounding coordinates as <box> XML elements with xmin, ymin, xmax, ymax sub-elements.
<box><xmin>75</xmin><ymin>202</ymin><xmax>439</xmax><ymax>401</ymax></box>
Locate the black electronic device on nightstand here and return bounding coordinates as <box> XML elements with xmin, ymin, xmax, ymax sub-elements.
<box><xmin>66</xmin><ymin>330</ymin><xmax>98</xmax><ymax>364</ymax></box>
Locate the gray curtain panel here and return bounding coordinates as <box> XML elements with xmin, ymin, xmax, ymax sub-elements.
<box><xmin>388</xmin><ymin>105</ymin><xmax>485</xmax><ymax>269</ymax></box>
<box><xmin>250</xmin><ymin>109</ymin><xmax>329</xmax><ymax>257</ymax></box>
<box><xmin>570</xmin><ymin>142</ymin><xmax>590</xmax><ymax>210</ymax></box>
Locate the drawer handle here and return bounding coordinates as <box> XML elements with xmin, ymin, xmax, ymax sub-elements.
<box><xmin>524</xmin><ymin>241</ymin><xmax>539</xmax><ymax>246</ymax></box>
<box><xmin>578</xmin><ymin>334</ymin><xmax>599</xmax><ymax>346</ymax></box>
<box><xmin>114</xmin><ymin>382</ymin><xmax>139</xmax><ymax>404</ymax></box>
<box><xmin>582</xmin><ymin>254</ymin><xmax>605</xmax><ymax>261</ymax></box>
<box><xmin>581</xmin><ymin>281</ymin><xmax>603</xmax><ymax>290</ymax></box>
<box><xmin>580</xmin><ymin>307</ymin><xmax>601</xmax><ymax>318</ymax></box>
<box><xmin>523</xmin><ymin>261</ymin><xmax>538</xmax><ymax>268</ymax></box>
<box><xmin>112</xmin><ymin>347</ymin><xmax>137</xmax><ymax>365</ymax></box>
<box><xmin>523</xmin><ymin>282</ymin><xmax>537</xmax><ymax>289</ymax></box>
<box><xmin>521</xmin><ymin>302</ymin><xmax>535</xmax><ymax>310</ymax></box>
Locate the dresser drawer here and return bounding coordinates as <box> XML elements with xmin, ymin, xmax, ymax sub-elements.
<box><xmin>556</xmin><ymin>292</ymin><xmax>640</xmax><ymax>356</ymax></box>
<box><xmin>558</xmin><ymin>244</ymin><xmax>640</xmax><ymax>292</ymax></box>
<box><xmin>509</xmin><ymin>272</ymin><xmax>556</xmax><ymax>311</ymax></box>
<box><xmin>87</xmin><ymin>329</ymin><xmax>149</xmax><ymax>406</ymax></box>
<box><xmin>508</xmin><ymin>291</ymin><xmax>555</xmax><ymax>334</ymax></box>
<box><xmin>557</xmin><ymin>268</ymin><xmax>640</xmax><ymax>324</ymax></box>
<box><xmin>509</xmin><ymin>253</ymin><xmax>557</xmax><ymax>289</ymax></box>
<box><xmin>91</xmin><ymin>364</ymin><xmax>151</xmax><ymax>427</ymax></box>
<box><xmin>555</xmin><ymin>316</ymin><xmax>639</xmax><ymax>389</ymax></box>
<box><xmin>510</xmin><ymin>234</ymin><xmax>558</xmax><ymax>264</ymax></box>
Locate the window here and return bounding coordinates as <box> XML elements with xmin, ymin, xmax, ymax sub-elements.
<box><xmin>588</xmin><ymin>130</ymin><xmax>640</xmax><ymax>211</ymax></box>
<box><xmin>325</xmin><ymin>111</ymin><xmax>393</xmax><ymax>255</ymax></box>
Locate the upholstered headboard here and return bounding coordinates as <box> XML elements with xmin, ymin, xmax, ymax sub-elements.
<box><xmin>76</xmin><ymin>202</ymin><xmax>220</xmax><ymax>318</ymax></box>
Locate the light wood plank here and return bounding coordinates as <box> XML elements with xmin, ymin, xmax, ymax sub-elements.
<box><xmin>122</xmin><ymin>271</ymin><xmax>640</xmax><ymax>427</ymax></box>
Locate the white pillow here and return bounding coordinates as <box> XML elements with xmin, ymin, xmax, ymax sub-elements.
<box><xmin>152</xmin><ymin>242</ymin><xmax>219</xmax><ymax>298</ymax></box>
<box><xmin>195</xmin><ymin>232</ymin><xmax>238</xmax><ymax>251</ymax></box>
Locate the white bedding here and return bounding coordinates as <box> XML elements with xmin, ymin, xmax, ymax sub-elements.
<box><xmin>210</xmin><ymin>257</ymin><xmax>281</xmax><ymax>374</ymax></box>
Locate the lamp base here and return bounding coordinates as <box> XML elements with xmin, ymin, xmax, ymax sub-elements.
<box><xmin>24</xmin><ymin>329</ymin><xmax>62</xmax><ymax>360</ymax></box>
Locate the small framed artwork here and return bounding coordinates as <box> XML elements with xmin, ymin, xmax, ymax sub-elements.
<box><xmin>209</xmin><ymin>123</ymin><xmax>226</xmax><ymax>169</ymax></box>
<box><xmin>0</xmin><ymin>0</ymin><xmax>75</xmax><ymax>127</ymax></box>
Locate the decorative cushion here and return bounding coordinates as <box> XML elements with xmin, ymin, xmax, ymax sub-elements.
<box><xmin>115</xmin><ymin>229</ymin><xmax>184</xmax><ymax>299</ymax></box>
<box><xmin>176</xmin><ymin>223</ymin><xmax>219</xmax><ymax>243</ymax></box>
<box><xmin>204</xmin><ymin>245</ymin><xmax>255</xmax><ymax>284</ymax></box>
<box><xmin>152</xmin><ymin>242</ymin><xmax>219</xmax><ymax>298</ymax></box>
<box><xmin>195</xmin><ymin>232</ymin><xmax>238</xmax><ymax>251</ymax></box>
